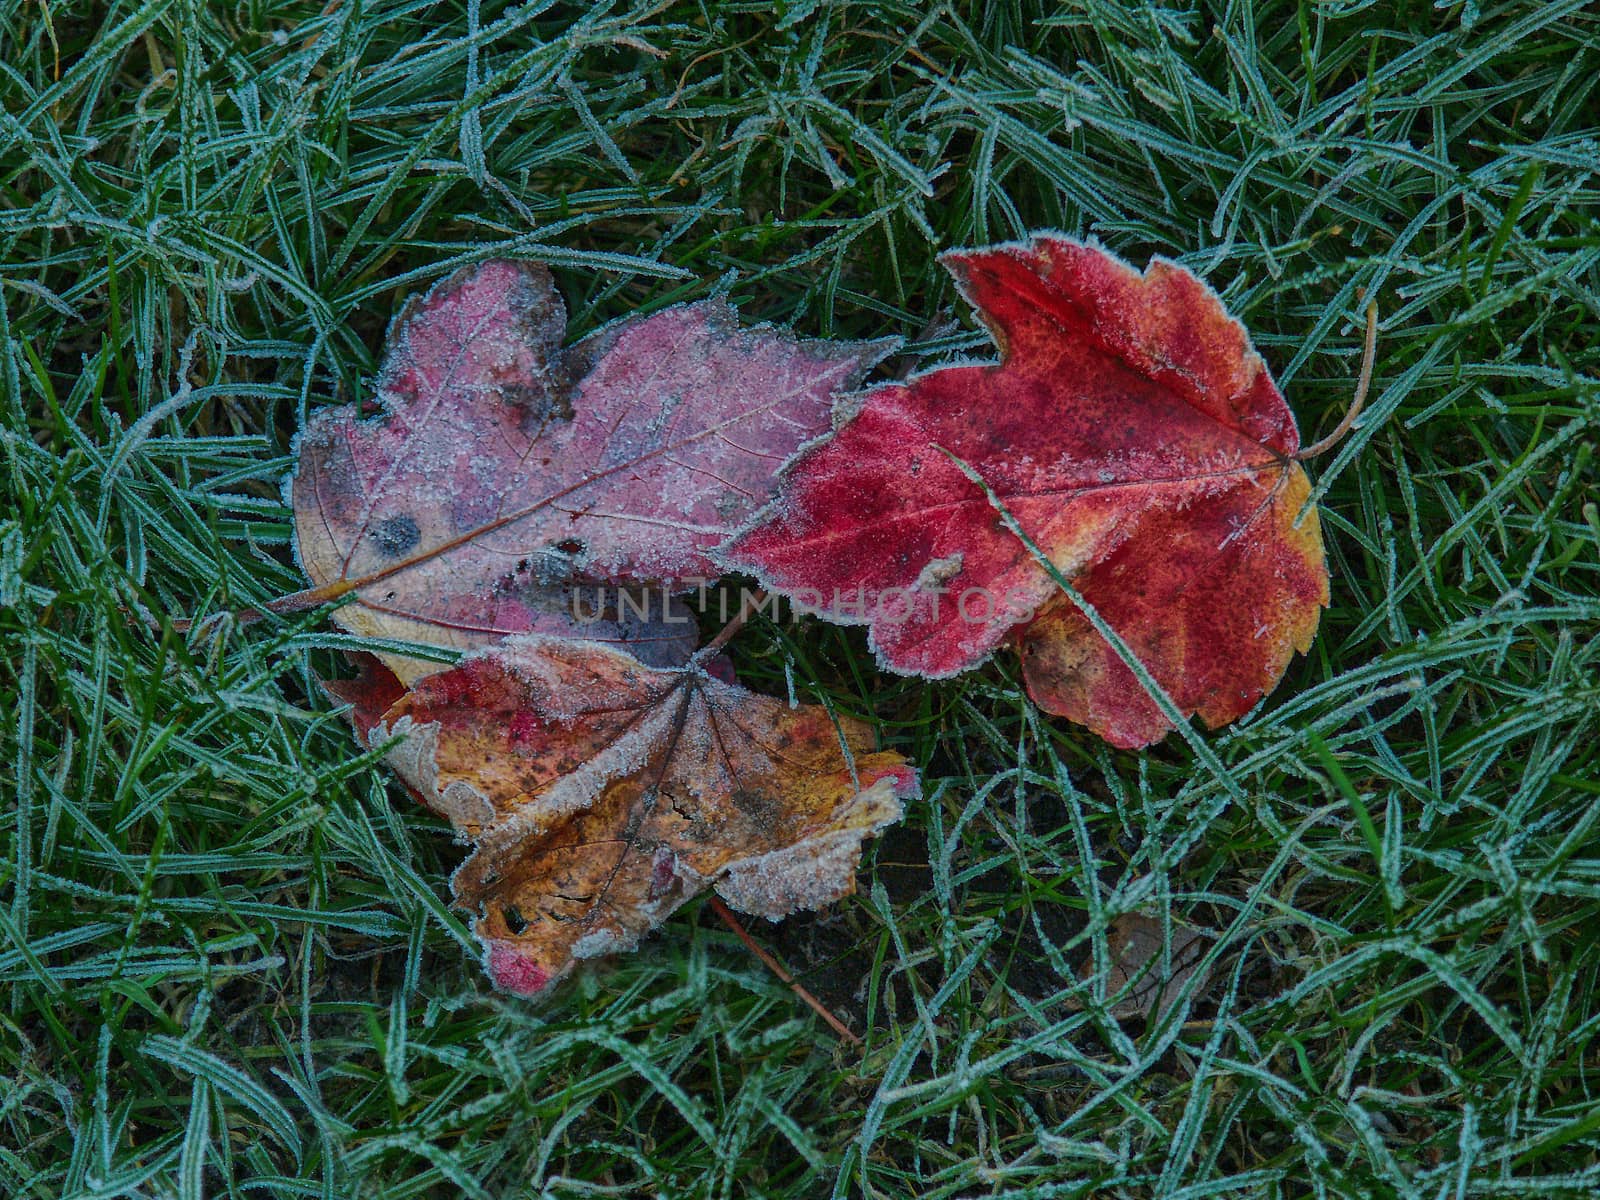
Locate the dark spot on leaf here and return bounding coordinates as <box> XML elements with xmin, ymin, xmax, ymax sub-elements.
<box><xmin>555</xmin><ymin>538</ymin><xmax>586</xmax><ymax>556</ymax></box>
<box><xmin>502</xmin><ymin>905</ymin><xmax>528</xmax><ymax>934</ymax></box>
<box><xmin>730</xmin><ymin>787</ymin><xmax>779</xmax><ymax>831</ymax></box>
<box><xmin>503</xmin><ymin>382</ymin><xmax>572</xmax><ymax>434</ymax></box>
<box><xmin>371</xmin><ymin>514</ymin><xmax>421</xmax><ymax>557</ymax></box>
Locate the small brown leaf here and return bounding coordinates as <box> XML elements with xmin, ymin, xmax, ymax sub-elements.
<box><xmin>1090</xmin><ymin>913</ymin><xmax>1213</xmax><ymax>1024</ymax></box>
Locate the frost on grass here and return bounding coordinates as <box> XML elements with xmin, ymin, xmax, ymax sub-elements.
<box><xmin>333</xmin><ymin>635</ymin><xmax>917</xmax><ymax>996</ymax></box>
<box><xmin>722</xmin><ymin>235</ymin><xmax>1330</xmax><ymax>748</ymax></box>
<box><xmin>290</xmin><ymin>259</ymin><xmax>893</xmax><ymax>683</ymax></box>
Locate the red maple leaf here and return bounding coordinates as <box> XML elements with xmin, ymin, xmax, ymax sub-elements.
<box><xmin>290</xmin><ymin>260</ymin><xmax>892</xmax><ymax>680</ymax></box>
<box><xmin>721</xmin><ymin>236</ymin><xmax>1329</xmax><ymax>748</ymax></box>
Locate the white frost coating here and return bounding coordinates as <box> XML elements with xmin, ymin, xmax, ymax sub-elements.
<box><xmin>914</xmin><ymin>553</ymin><xmax>964</xmax><ymax>590</ymax></box>
<box><xmin>377</xmin><ymin>714</ymin><xmax>495</xmax><ymax>835</ymax></box>
<box><xmin>715</xmin><ymin>777</ymin><xmax>904</xmax><ymax>920</ymax></box>
<box><xmin>571</xmin><ymin>927</ymin><xmax>634</xmax><ymax>960</ymax></box>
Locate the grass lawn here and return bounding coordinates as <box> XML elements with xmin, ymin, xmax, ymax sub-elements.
<box><xmin>4</xmin><ymin>1</ymin><xmax>1600</xmax><ymax>1196</ymax></box>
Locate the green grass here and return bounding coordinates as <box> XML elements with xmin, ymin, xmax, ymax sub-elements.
<box><xmin>3</xmin><ymin>0</ymin><xmax>1600</xmax><ymax>1196</ymax></box>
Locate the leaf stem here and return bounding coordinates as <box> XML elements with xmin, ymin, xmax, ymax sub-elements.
<box><xmin>706</xmin><ymin>895</ymin><xmax>861</xmax><ymax>1045</ymax></box>
<box><xmin>696</xmin><ymin>589</ymin><xmax>766</xmax><ymax>659</ymax></box>
<box><xmin>170</xmin><ymin>579</ymin><xmax>352</xmax><ymax>633</ymax></box>
<box><xmin>1297</xmin><ymin>297</ymin><xmax>1379</xmax><ymax>461</ymax></box>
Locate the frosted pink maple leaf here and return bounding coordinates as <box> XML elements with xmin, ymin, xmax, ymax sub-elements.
<box><xmin>290</xmin><ymin>260</ymin><xmax>893</xmax><ymax>681</ymax></box>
